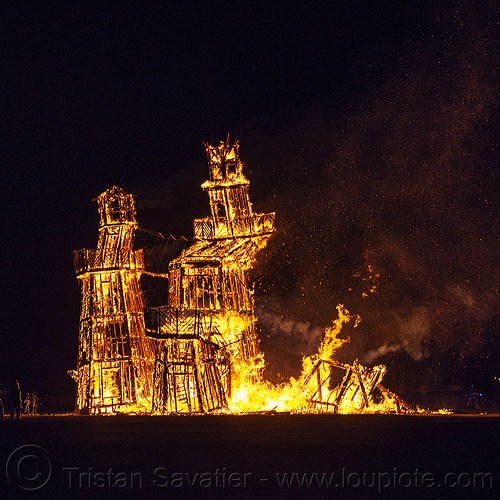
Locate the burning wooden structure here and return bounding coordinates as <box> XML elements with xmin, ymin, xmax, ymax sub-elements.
<box><xmin>70</xmin><ymin>139</ymin><xmax>416</xmax><ymax>415</ymax></box>
<box><xmin>297</xmin><ymin>312</ymin><xmax>400</xmax><ymax>414</ymax></box>
<box><xmin>301</xmin><ymin>359</ymin><xmax>386</xmax><ymax>413</ymax></box>
<box><xmin>146</xmin><ymin>139</ymin><xmax>275</xmax><ymax>413</ymax></box>
<box><xmin>300</xmin><ymin>358</ymin><xmax>413</xmax><ymax>414</ymax></box>
<box><xmin>71</xmin><ymin>187</ymin><xmax>156</xmax><ymax>414</ymax></box>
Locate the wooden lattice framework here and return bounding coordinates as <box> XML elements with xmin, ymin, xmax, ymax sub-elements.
<box><xmin>69</xmin><ymin>142</ymin><xmax>414</xmax><ymax>415</ymax></box>
<box><xmin>301</xmin><ymin>358</ymin><xmax>387</xmax><ymax>413</ymax></box>
<box><xmin>71</xmin><ymin>187</ymin><xmax>156</xmax><ymax>414</ymax></box>
<box><xmin>147</xmin><ymin>139</ymin><xmax>275</xmax><ymax>413</ymax></box>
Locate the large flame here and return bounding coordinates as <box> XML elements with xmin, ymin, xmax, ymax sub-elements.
<box><xmin>227</xmin><ymin>305</ymin><xmax>415</xmax><ymax>414</ymax></box>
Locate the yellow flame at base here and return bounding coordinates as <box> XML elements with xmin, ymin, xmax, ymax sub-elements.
<box><xmin>226</xmin><ymin>305</ymin><xmax>414</xmax><ymax>414</ymax></box>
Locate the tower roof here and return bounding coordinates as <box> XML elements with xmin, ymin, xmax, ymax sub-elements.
<box><xmin>94</xmin><ymin>185</ymin><xmax>137</xmax><ymax>227</ymax></box>
<box><xmin>94</xmin><ymin>185</ymin><xmax>131</xmax><ymax>202</ymax></box>
<box><xmin>202</xmin><ymin>138</ymin><xmax>249</xmax><ymax>188</ymax></box>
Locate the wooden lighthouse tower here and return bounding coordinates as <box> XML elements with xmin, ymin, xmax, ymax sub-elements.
<box><xmin>71</xmin><ymin>187</ymin><xmax>156</xmax><ymax>414</ymax></box>
<box><xmin>147</xmin><ymin>139</ymin><xmax>275</xmax><ymax>413</ymax></box>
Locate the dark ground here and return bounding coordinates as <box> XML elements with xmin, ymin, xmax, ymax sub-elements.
<box><xmin>1</xmin><ymin>414</ymin><xmax>498</xmax><ymax>499</ymax></box>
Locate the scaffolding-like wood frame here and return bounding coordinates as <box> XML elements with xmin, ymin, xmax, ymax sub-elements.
<box><xmin>71</xmin><ymin>187</ymin><xmax>156</xmax><ymax>414</ymax></box>
<box><xmin>148</xmin><ymin>139</ymin><xmax>275</xmax><ymax>413</ymax></box>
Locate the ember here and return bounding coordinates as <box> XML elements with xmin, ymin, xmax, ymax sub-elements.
<box><xmin>70</xmin><ymin>139</ymin><xmax>417</xmax><ymax>415</ymax></box>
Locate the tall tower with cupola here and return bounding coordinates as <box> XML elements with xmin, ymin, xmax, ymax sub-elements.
<box><xmin>147</xmin><ymin>139</ymin><xmax>275</xmax><ymax>413</ymax></box>
<box><xmin>193</xmin><ymin>139</ymin><xmax>273</xmax><ymax>240</ymax></box>
<box><xmin>71</xmin><ymin>186</ymin><xmax>156</xmax><ymax>414</ymax></box>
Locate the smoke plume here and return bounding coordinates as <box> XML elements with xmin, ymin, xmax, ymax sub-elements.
<box><xmin>247</xmin><ymin>3</ymin><xmax>500</xmax><ymax>392</ymax></box>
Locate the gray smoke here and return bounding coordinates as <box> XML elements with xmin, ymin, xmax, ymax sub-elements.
<box><xmin>257</xmin><ymin>308</ymin><xmax>325</xmax><ymax>353</ymax></box>
<box><xmin>361</xmin><ymin>307</ymin><xmax>431</xmax><ymax>364</ymax></box>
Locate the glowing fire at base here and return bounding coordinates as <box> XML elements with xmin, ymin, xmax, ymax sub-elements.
<box><xmin>227</xmin><ymin>305</ymin><xmax>416</xmax><ymax>414</ymax></box>
<box><xmin>70</xmin><ymin>139</ymin><xmax>418</xmax><ymax>415</ymax></box>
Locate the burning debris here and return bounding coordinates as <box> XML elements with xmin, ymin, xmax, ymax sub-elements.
<box><xmin>225</xmin><ymin>304</ymin><xmax>417</xmax><ymax>414</ymax></box>
<box><xmin>71</xmin><ymin>139</ymin><xmax>417</xmax><ymax>415</ymax></box>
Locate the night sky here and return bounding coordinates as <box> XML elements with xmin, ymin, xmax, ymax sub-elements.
<box><xmin>2</xmin><ymin>2</ymin><xmax>499</xmax><ymax>407</ymax></box>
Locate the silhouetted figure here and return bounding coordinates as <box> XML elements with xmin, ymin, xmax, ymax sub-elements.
<box><xmin>31</xmin><ymin>392</ymin><xmax>39</xmax><ymax>415</ymax></box>
<box><xmin>8</xmin><ymin>380</ymin><xmax>22</xmax><ymax>421</ymax></box>
<box><xmin>0</xmin><ymin>382</ymin><xmax>4</xmax><ymax>422</ymax></box>
<box><xmin>23</xmin><ymin>392</ymin><xmax>31</xmax><ymax>415</ymax></box>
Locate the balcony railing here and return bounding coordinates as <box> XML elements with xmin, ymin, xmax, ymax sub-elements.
<box><xmin>193</xmin><ymin>212</ymin><xmax>275</xmax><ymax>240</ymax></box>
<box><xmin>145</xmin><ymin>306</ymin><xmax>216</xmax><ymax>339</ymax></box>
<box><xmin>193</xmin><ymin>218</ymin><xmax>215</xmax><ymax>240</ymax></box>
<box><xmin>74</xmin><ymin>248</ymin><xmax>96</xmax><ymax>275</ymax></box>
<box><xmin>253</xmin><ymin>212</ymin><xmax>275</xmax><ymax>234</ymax></box>
<box><xmin>73</xmin><ymin>248</ymin><xmax>144</xmax><ymax>275</ymax></box>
